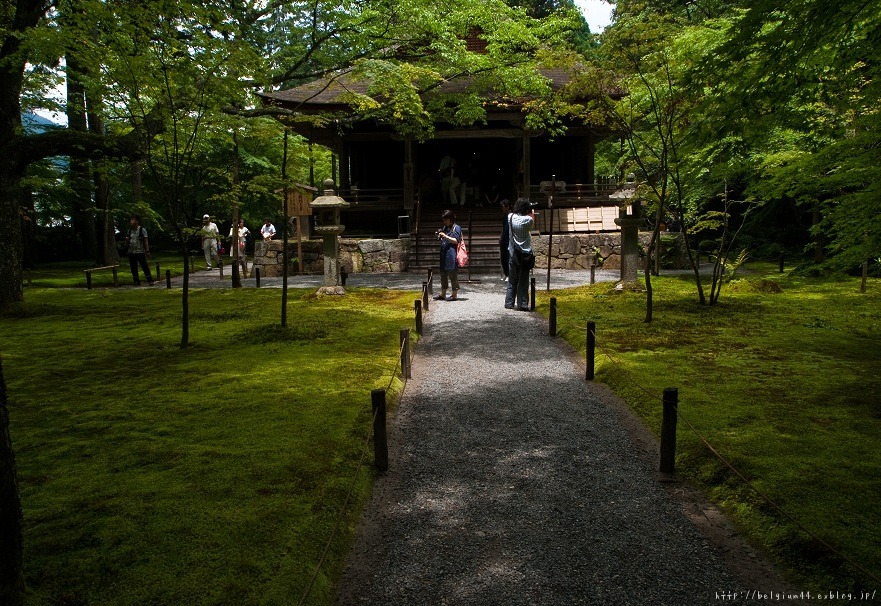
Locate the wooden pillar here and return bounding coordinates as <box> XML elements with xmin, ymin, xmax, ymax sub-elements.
<box><xmin>338</xmin><ymin>136</ymin><xmax>349</xmax><ymax>191</ymax></box>
<box><xmin>404</xmin><ymin>137</ymin><xmax>414</xmax><ymax>211</ymax></box>
<box><xmin>586</xmin><ymin>133</ymin><xmax>596</xmax><ymax>186</ymax></box>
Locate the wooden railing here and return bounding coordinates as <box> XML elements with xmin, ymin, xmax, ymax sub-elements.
<box><xmin>528</xmin><ymin>181</ymin><xmax>620</xmax><ymax>208</ymax></box>
<box><xmin>338</xmin><ymin>187</ymin><xmax>406</xmax><ymax>208</ymax></box>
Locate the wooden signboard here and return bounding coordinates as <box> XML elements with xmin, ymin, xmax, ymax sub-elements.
<box><xmin>285</xmin><ymin>184</ymin><xmax>316</xmax><ymax>217</ymax></box>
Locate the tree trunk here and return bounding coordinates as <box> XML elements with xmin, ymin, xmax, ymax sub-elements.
<box><xmin>66</xmin><ymin>56</ymin><xmax>98</xmax><ymax>262</ymax></box>
<box><xmin>87</xmin><ymin>97</ymin><xmax>119</xmax><ymax>266</ymax></box>
<box><xmin>812</xmin><ymin>200</ymin><xmax>824</xmax><ymax>263</ymax></box>
<box><xmin>281</xmin><ymin>129</ymin><xmax>289</xmax><ymax>327</ymax></box>
<box><xmin>20</xmin><ymin>191</ymin><xmax>36</xmax><ymax>269</ymax></box>
<box><xmin>94</xmin><ymin>163</ymin><xmax>118</xmax><ymax>266</ymax></box>
<box><xmin>181</xmin><ymin>246</ymin><xmax>190</xmax><ymax>349</ymax></box>
<box><xmin>0</xmin><ymin>357</ymin><xmax>25</xmax><ymax>606</ymax></box>
<box><xmin>0</xmin><ymin>159</ymin><xmax>25</xmax><ymax>310</ymax></box>
<box><xmin>231</xmin><ymin>131</ymin><xmax>241</xmax><ymax>288</ymax></box>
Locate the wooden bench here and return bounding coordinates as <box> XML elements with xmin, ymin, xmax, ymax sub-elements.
<box><xmin>84</xmin><ymin>265</ymin><xmax>119</xmax><ymax>289</ymax></box>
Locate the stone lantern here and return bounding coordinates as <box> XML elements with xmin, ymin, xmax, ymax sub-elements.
<box><xmin>611</xmin><ymin>175</ymin><xmax>642</xmax><ymax>289</ymax></box>
<box><xmin>310</xmin><ymin>178</ymin><xmax>350</xmax><ymax>295</ymax></box>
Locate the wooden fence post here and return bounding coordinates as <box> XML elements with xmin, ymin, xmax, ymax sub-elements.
<box><xmin>414</xmin><ymin>300</ymin><xmax>423</xmax><ymax>335</ymax></box>
<box><xmin>549</xmin><ymin>297</ymin><xmax>557</xmax><ymax>337</ymax></box>
<box><xmin>165</xmin><ymin>270</ymin><xmax>171</xmax><ymax>289</ymax></box>
<box><xmin>530</xmin><ymin>277</ymin><xmax>536</xmax><ymax>311</ymax></box>
<box><xmin>400</xmin><ymin>329</ymin><xmax>411</xmax><ymax>380</ymax></box>
<box><xmin>586</xmin><ymin>321</ymin><xmax>595</xmax><ymax>381</ymax></box>
<box><xmin>371</xmin><ymin>389</ymin><xmax>388</xmax><ymax>471</ymax></box>
<box><xmin>660</xmin><ymin>387</ymin><xmax>678</xmax><ymax>474</ymax></box>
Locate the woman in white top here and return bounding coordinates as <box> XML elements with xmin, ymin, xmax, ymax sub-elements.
<box><xmin>229</xmin><ymin>218</ymin><xmax>250</xmax><ymax>277</ymax></box>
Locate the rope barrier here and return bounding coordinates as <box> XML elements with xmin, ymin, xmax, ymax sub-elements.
<box><xmin>297</xmin><ymin>334</ymin><xmax>412</xmax><ymax>605</ymax></box>
<box><xmin>561</xmin><ymin>317</ymin><xmax>881</xmax><ymax>585</ymax></box>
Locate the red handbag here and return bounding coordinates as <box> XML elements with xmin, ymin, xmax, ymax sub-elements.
<box><xmin>456</xmin><ymin>240</ymin><xmax>468</xmax><ymax>267</ymax></box>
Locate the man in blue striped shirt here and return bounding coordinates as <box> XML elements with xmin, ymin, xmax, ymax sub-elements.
<box><xmin>505</xmin><ymin>198</ymin><xmax>535</xmax><ymax>310</ymax></box>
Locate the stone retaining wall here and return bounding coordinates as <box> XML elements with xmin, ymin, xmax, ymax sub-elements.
<box><xmin>253</xmin><ymin>238</ymin><xmax>410</xmax><ymax>277</ymax></box>
<box><xmin>532</xmin><ymin>233</ymin><xmax>646</xmax><ymax>271</ymax></box>
<box><xmin>252</xmin><ymin>233</ymin><xmax>683</xmax><ymax>275</ymax></box>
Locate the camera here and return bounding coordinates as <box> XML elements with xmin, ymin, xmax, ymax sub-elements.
<box><xmin>529</xmin><ymin>201</ymin><xmax>539</xmax><ymax>209</ymax></box>
<box><xmin>435</xmin><ymin>228</ymin><xmax>444</xmax><ymax>240</ymax></box>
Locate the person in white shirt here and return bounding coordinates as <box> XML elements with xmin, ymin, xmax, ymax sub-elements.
<box><xmin>260</xmin><ymin>218</ymin><xmax>276</xmax><ymax>240</ymax></box>
<box><xmin>201</xmin><ymin>214</ymin><xmax>220</xmax><ymax>270</ymax></box>
<box><xmin>228</xmin><ymin>218</ymin><xmax>250</xmax><ymax>277</ymax></box>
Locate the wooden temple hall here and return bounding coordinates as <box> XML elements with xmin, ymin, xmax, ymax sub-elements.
<box><xmin>258</xmin><ymin>63</ymin><xmax>625</xmax><ymax>270</ymax></box>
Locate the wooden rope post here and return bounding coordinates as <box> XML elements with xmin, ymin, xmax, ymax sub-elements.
<box><xmin>530</xmin><ymin>276</ymin><xmax>536</xmax><ymax>311</ymax></box>
<box><xmin>586</xmin><ymin>321</ymin><xmax>595</xmax><ymax>381</ymax></box>
<box><xmin>660</xmin><ymin>387</ymin><xmax>678</xmax><ymax>474</ymax></box>
<box><xmin>255</xmin><ymin>267</ymin><xmax>261</xmax><ymax>288</ymax></box>
<box><xmin>549</xmin><ymin>297</ymin><xmax>557</xmax><ymax>337</ymax></box>
<box><xmin>111</xmin><ymin>266</ymin><xmax>118</xmax><ymax>287</ymax></box>
<box><xmin>422</xmin><ymin>282</ymin><xmax>429</xmax><ymax>310</ymax></box>
<box><xmin>590</xmin><ymin>262</ymin><xmax>596</xmax><ymax>285</ymax></box>
<box><xmin>400</xmin><ymin>329</ymin><xmax>411</xmax><ymax>380</ymax></box>
<box><xmin>414</xmin><ymin>300</ymin><xmax>423</xmax><ymax>335</ymax></box>
<box><xmin>165</xmin><ymin>270</ymin><xmax>171</xmax><ymax>289</ymax></box>
<box><xmin>372</xmin><ymin>389</ymin><xmax>389</xmax><ymax>471</ymax></box>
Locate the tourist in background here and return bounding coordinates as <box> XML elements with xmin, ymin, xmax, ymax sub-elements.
<box><xmin>435</xmin><ymin>209</ymin><xmax>462</xmax><ymax>301</ymax></box>
<box><xmin>229</xmin><ymin>218</ymin><xmax>250</xmax><ymax>277</ymax></box>
<box><xmin>261</xmin><ymin>218</ymin><xmax>276</xmax><ymax>240</ymax></box>
<box><xmin>125</xmin><ymin>214</ymin><xmax>154</xmax><ymax>286</ymax></box>
<box><xmin>201</xmin><ymin>214</ymin><xmax>220</xmax><ymax>270</ymax></box>
<box><xmin>505</xmin><ymin>198</ymin><xmax>535</xmax><ymax>311</ymax></box>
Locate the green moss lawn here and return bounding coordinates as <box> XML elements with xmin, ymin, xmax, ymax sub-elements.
<box><xmin>3</xmin><ymin>280</ymin><xmax>417</xmax><ymax>605</ymax></box>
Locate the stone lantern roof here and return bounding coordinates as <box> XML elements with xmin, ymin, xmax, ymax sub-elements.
<box><xmin>310</xmin><ymin>179</ymin><xmax>350</xmax><ymax>210</ymax></box>
<box><xmin>311</xmin><ymin>179</ymin><xmax>349</xmax><ymax>236</ymax></box>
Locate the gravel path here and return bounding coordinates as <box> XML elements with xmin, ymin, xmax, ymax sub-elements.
<box><xmin>336</xmin><ymin>276</ymin><xmax>754</xmax><ymax>606</ymax></box>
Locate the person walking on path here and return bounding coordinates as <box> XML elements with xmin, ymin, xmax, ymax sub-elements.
<box><xmin>435</xmin><ymin>209</ymin><xmax>462</xmax><ymax>301</ymax></box>
<box><xmin>201</xmin><ymin>214</ymin><xmax>220</xmax><ymax>270</ymax></box>
<box><xmin>337</xmin><ymin>285</ymin><xmax>761</xmax><ymax>606</ymax></box>
<box><xmin>125</xmin><ymin>214</ymin><xmax>154</xmax><ymax>286</ymax></box>
<box><xmin>505</xmin><ymin>198</ymin><xmax>534</xmax><ymax>310</ymax></box>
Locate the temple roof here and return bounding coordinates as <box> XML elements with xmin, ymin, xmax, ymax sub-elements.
<box><xmin>257</xmin><ymin>67</ymin><xmax>600</xmax><ymax>114</ymax></box>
